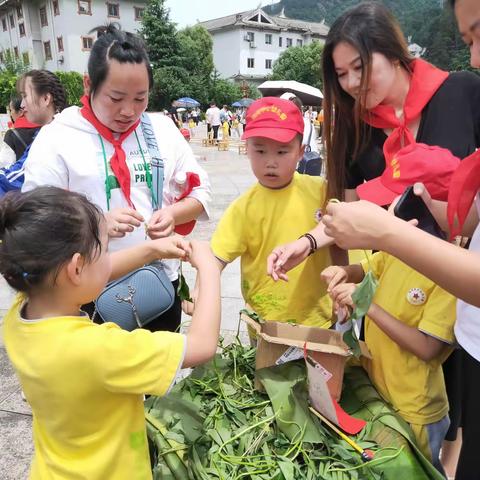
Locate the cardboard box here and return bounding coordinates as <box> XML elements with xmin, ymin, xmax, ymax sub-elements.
<box><xmin>242</xmin><ymin>313</ymin><xmax>371</xmax><ymax>401</ymax></box>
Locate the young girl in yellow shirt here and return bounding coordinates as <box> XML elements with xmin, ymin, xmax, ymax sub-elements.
<box><xmin>0</xmin><ymin>186</ymin><xmax>220</xmax><ymax>480</ymax></box>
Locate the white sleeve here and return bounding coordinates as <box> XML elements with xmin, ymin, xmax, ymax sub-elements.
<box><xmin>0</xmin><ymin>142</ymin><xmax>16</xmax><ymax>169</ymax></box>
<box><xmin>22</xmin><ymin>125</ymin><xmax>69</xmax><ymax>192</ymax></box>
<box><xmin>152</xmin><ymin>115</ymin><xmax>212</xmax><ymax>220</ymax></box>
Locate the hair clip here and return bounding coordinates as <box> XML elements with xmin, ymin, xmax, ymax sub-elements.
<box><xmin>22</xmin><ymin>271</ymin><xmax>29</xmax><ymax>278</ymax></box>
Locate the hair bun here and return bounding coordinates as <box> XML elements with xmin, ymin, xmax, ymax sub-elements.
<box><xmin>0</xmin><ymin>192</ymin><xmax>19</xmax><ymax>237</ymax></box>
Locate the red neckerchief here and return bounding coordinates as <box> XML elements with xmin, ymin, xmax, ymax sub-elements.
<box><xmin>447</xmin><ymin>150</ymin><xmax>480</xmax><ymax>238</ymax></box>
<box><xmin>80</xmin><ymin>95</ymin><xmax>140</xmax><ymax>208</ymax></box>
<box><xmin>174</xmin><ymin>172</ymin><xmax>201</xmax><ymax>235</ymax></box>
<box><xmin>364</xmin><ymin>59</ymin><xmax>449</xmax><ymax>162</ymax></box>
<box><xmin>13</xmin><ymin>115</ymin><xmax>40</xmax><ymax>129</ymax></box>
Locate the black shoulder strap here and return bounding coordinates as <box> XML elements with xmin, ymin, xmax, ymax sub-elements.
<box><xmin>11</xmin><ymin>129</ymin><xmax>27</xmax><ymax>149</ymax></box>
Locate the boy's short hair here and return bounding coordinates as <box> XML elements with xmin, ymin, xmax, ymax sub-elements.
<box><xmin>242</xmin><ymin>97</ymin><xmax>304</xmax><ymax>143</ymax></box>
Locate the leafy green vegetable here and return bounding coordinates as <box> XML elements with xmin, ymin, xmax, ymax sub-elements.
<box><xmin>240</xmin><ymin>308</ymin><xmax>265</xmax><ymax>324</ymax></box>
<box><xmin>145</xmin><ymin>339</ymin><xmax>439</xmax><ymax>479</ymax></box>
<box><xmin>343</xmin><ymin>270</ymin><xmax>378</xmax><ymax>358</ymax></box>
<box><xmin>177</xmin><ymin>262</ymin><xmax>192</xmax><ymax>302</ymax></box>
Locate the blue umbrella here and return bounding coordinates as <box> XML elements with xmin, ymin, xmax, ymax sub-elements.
<box><xmin>176</xmin><ymin>97</ymin><xmax>200</xmax><ymax>108</ymax></box>
<box><xmin>232</xmin><ymin>101</ymin><xmax>242</xmax><ymax>107</ymax></box>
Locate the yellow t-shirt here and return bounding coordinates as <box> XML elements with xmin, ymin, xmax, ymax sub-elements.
<box><xmin>361</xmin><ymin>252</ymin><xmax>456</xmax><ymax>425</ymax></box>
<box><xmin>211</xmin><ymin>172</ymin><xmax>332</xmax><ymax>327</ymax></box>
<box><xmin>3</xmin><ymin>295</ymin><xmax>185</xmax><ymax>480</ymax></box>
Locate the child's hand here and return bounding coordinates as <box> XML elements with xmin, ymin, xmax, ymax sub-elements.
<box><xmin>321</xmin><ymin>266</ymin><xmax>348</xmax><ymax>292</ymax></box>
<box><xmin>150</xmin><ymin>235</ymin><xmax>191</xmax><ymax>260</ymax></box>
<box><xmin>330</xmin><ymin>283</ymin><xmax>356</xmax><ymax>310</ymax></box>
<box><xmin>267</xmin><ymin>238</ymin><xmax>311</xmax><ymax>282</ymax></box>
<box><xmin>187</xmin><ymin>240</ymin><xmax>215</xmax><ymax>270</ymax></box>
<box><xmin>181</xmin><ymin>282</ymin><xmax>199</xmax><ymax>316</ymax></box>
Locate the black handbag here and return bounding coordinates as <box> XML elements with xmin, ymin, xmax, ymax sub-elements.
<box><xmin>297</xmin><ymin>123</ymin><xmax>323</xmax><ymax>176</ymax></box>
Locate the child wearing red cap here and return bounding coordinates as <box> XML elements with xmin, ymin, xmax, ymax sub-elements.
<box><xmin>209</xmin><ymin>97</ymin><xmax>336</xmax><ymax>327</ymax></box>
<box><xmin>321</xmin><ymin>144</ymin><xmax>457</xmax><ymax>472</ymax></box>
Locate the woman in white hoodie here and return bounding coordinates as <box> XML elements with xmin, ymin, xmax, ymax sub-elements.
<box><xmin>22</xmin><ymin>24</ymin><xmax>211</xmax><ymax>332</ymax></box>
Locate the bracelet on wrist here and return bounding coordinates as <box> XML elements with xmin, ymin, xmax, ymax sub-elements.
<box><xmin>299</xmin><ymin>233</ymin><xmax>317</xmax><ymax>256</ymax></box>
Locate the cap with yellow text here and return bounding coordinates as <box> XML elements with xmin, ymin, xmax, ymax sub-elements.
<box><xmin>242</xmin><ymin>96</ymin><xmax>304</xmax><ymax>143</ymax></box>
<box><xmin>356</xmin><ymin>143</ymin><xmax>460</xmax><ymax>206</ymax></box>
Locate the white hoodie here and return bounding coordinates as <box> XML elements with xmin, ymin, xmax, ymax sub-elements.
<box><xmin>22</xmin><ymin>106</ymin><xmax>211</xmax><ymax>282</ymax></box>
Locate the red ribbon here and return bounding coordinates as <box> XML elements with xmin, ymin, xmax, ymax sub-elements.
<box><xmin>364</xmin><ymin>59</ymin><xmax>448</xmax><ymax>162</ymax></box>
<box><xmin>80</xmin><ymin>95</ymin><xmax>140</xmax><ymax>208</ymax></box>
<box><xmin>447</xmin><ymin>150</ymin><xmax>480</xmax><ymax>238</ymax></box>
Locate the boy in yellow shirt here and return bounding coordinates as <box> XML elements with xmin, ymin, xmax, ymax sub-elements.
<box><xmin>321</xmin><ymin>144</ymin><xmax>459</xmax><ymax>472</ymax></box>
<box><xmin>210</xmin><ymin>97</ymin><xmax>335</xmax><ymax>327</ymax></box>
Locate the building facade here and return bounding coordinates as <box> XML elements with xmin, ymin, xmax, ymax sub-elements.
<box><xmin>0</xmin><ymin>0</ymin><xmax>146</xmax><ymax>73</ymax></box>
<box><xmin>199</xmin><ymin>8</ymin><xmax>329</xmax><ymax>85</ymax></box>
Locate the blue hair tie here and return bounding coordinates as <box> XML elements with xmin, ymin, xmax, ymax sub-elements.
<box><xmin>22</xmin><ymin>271</ymin><xmax>29</xmax><ymax>278</ymax></box>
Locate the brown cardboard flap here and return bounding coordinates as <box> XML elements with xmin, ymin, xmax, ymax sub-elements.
<box><xmin>241</xmin><ymin>312</ymin><xmax>371</xmax><ymax>359</ymax></box>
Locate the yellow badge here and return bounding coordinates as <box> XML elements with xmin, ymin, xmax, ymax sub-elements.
<box><xmin>406</xmin><ymin>287</ymin><xmax>426</xmax><ymax>305</ymax></box>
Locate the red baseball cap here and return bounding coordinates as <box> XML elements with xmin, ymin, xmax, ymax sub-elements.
<box><xmin>242</xmin><ymin>96</ymin><xmax>304</xmax><ymax>143</ymax></box>
<box><xmin>356</xmin><ymin>143</ymin><xmax>461</xmax><ymax>206</ymax></box>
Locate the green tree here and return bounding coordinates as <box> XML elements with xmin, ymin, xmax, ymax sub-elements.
<box><xmin>270</xmin><ymin>41</ymin><xmax>323</xmax><ymax>90</ymax></box>
<box><xmin>177</xmin><ymin>26</ymin><xmax>214</xmax><ymax>79</ymax></box>
<box><xmin>54</xmin><ymin>71</ymin><xmax>84</xmax><ymax>106</ymax></box>
<box><xmin>208</xmin><ymin>78</ymin><xmax>243</xmax><ymax>107</ymax></box>
<box><xmin>140</xmin><ymin>0</ymin><xmax>180</xmax><ymax>70</ymax></box>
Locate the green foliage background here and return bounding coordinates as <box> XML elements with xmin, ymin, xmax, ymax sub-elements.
<box><xmin>0</xmin><ymin>51</ymin><xmax>84</xmax><ymax>112</ymax></box>
<box><xmin>264</xmin><ymin>0</ymin><xmax>473</xmax><ymax>72</ymax></box>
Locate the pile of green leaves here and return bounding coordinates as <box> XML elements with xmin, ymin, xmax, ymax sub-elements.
<box><xmin>145</xmin><ymin>339</ymin><xmax>403</xmax><ymax>480</ymax></box>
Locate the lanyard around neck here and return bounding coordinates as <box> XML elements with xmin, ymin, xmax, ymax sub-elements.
<box><xmin>99</xmin><ymin>131</ymin><xmax>153</xmax><ymax>211</ymax></box>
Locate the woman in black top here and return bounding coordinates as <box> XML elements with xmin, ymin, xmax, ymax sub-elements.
<box><xmin>321</xmin><ymin>3</ymin><xmax>480</xmax><ymax>202</ymax></box>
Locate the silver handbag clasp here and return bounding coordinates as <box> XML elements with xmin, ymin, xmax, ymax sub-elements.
<box><xmin>115</xmin><ymin>285</ymin><xmax>142</xmax><ymax>328</ymax></box>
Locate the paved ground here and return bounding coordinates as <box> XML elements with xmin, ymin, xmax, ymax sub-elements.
<box><xmin>0</xmin><ymin>124</ymin><xmax>255</xmax><ymax>479</ymax></box>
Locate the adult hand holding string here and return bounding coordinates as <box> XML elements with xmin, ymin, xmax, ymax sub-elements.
<box><xmin>105</xmin><ymin>207</ymin><xmax>144</xmax><ymax>238</ymax></box>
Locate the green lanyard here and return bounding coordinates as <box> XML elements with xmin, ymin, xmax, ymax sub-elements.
<box><xmin>99</xmin><ymin>131</ymin><xmax>153</xmax><ymax>211</ymax></box>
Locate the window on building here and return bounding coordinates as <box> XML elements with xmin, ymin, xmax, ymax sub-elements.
<box><xmin>44</xmin><ymin>41</ymin><xmax>52</xmax><ymax>60</ymax></box>
<box><xmin>14</xmin><ymin>46</ymin><xmax>18</xmax><ymax>58</ymax></box>
<box><xmin>246</xmin><ymin>31</ymin><xmax>255</xmax><ymax>42</ymax></box>
<box><xmin>107</xmin><ymin>3</ymin><xmax>119</xmax><ymax>18</ymax></box>
<box><xmin>78</xmin><ymin>0</ymin><xmax>92</xmax><ymax>15</ymax></box>
<box><xmin>16</xmin><ymin>5</ymin><xmax>23</xmax><ymax>20</ymax></box>
<box><xmin>53</xmin><ymin>0</ymin><xmax>60</xmax><ymax>15</ymax></box>
<box><xmin>247</xmin><ymin>58</ymin><xmax>254</xmax><ymax>68</ymax></box>
<box><xmin>40</xmin><ymin>6</ymin><xmax>48</xmax><ymax>26</ymax></box>
<box><xmin>279</xmin><ymin>36</ymin><xmax>283</xmax><ymax>47</ymax></box>
<box><xmin>265</xmin><ymin>59</ymin><xmax>272</xmax><ymax>69</ymax></box>
<box><xmin>81</xmin><ymin>36</ymin><xmax>93</xmax><ymax>50</ymax></box>
<box><xmin>9</xmin><ymin>14</ymin><xmax>14</xmax><ymax>28</ymax></box>
<box><xmin>286</xmin><ymin>38</ymin><xmax>292</xmax><ymax>47</ymax></box>
<box><xmin>134</xmin><ymin>6</ymin><xmax>144</xmax><ymax>20</ymax></box>
<box><xmin>2</xmin><ymin>18</ymin><xmax>6</xmax><ymax>31</ymax></box>
<box><xmin>260</xmin><ymin>15</ymin><xmax>270</xmax><ymax>24</ymax></box>
<box><xmin>22</xmin><ymin>52</ymin><xmax>29</xmax><ymax>65</ymax></box>
<box><xmin>57</xmin><ymin>36</ymin><xmax>64</xmax><ymax>52</ymax></box>
<box><xmin>265</xmin><ymin>33</ymin><xmax>272</xmax><ymax>45</ymax></box>
<box><xmin>297</xmin><ymin>39</ymin><xmax>303</xmax><ymax>47</ymax></box>
<box><xmin>19</xmin><ymin>22</ymin><xmax>25</xmax><ymax>36</ymax></box>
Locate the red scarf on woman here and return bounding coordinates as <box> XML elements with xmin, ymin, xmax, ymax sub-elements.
<box><xmin>447</xmin><ymin>150</ymin><xmax>480</xmax><ymax>238</ymax></box>
<box><xmin>80</xmin><ymin>95</ymin><xmax>140</xmax><ymax>208</ymax></box>
<box><xmin>364</xmin><ymin>59</ymin><xmax>449</xmax><ymax>162</ymax></box>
